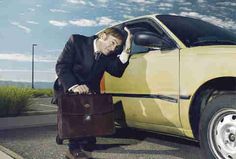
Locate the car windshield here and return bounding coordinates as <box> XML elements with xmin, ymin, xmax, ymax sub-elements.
<box><xmin>156</xmin><ymin>15</ymin><xmax>236</xmax><ymax>47</ymax></box>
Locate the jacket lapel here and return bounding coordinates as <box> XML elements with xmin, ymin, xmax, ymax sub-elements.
<box><xmin>82</xmin><ymin>35</ymin><xmax>97</xmax><ymax>74</ymax></box>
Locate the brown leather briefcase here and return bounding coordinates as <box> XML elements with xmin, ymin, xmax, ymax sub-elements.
<box><xmin>57</xmin><ymin>93</ymin><xmax>115</xmax><ymax>140</ymax></box>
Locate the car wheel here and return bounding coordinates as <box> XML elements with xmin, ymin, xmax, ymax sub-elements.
<box><xmin>199</xmin><ymin>94</ymin><xmax>236</xmax><ymax>159</ymax></box>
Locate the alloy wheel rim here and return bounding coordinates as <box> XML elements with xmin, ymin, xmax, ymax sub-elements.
<box><xmin>208</xmin><ymin>109</ymin><xmax>236</xmax><ymax>159</ymax></box>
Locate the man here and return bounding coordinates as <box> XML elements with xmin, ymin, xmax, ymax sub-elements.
<box><xmin>53</xmin><ymin>27</ymin><xmax>132</xmax><ymax>159</ymax></box>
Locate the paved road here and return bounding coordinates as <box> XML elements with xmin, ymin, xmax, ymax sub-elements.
<box><xmin>0</xmin><ymin>126</ymin><xmax>202</xmax><ymax>159</ymax></box>
<box><xmin>28</xmin><ymin>98</ymin><xmax>57</xmax><ymax>112</ymax></box>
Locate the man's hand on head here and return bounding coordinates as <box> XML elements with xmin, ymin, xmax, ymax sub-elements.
<box><xmin>124</xmin><ymin>27</ymin><xmax>132</xmax><ymax>54</ymax></box>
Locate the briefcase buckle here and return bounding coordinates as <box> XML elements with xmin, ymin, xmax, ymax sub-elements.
<box><xmin>84</xmin><ymin>115</ymin><xmax>91</xmax><ymax>121</ymax></box>
<box><xmin>84</xmin><ymin>103</ymin><xmax>90</xmax><ymax>108</ymax></box>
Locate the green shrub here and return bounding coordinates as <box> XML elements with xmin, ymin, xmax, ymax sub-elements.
<box><xmin>0</xmin><ymin>86</ymin><xmax>32</xmax><ymax>117</ymax></box>
<box><xmin>28</xmin><ymin>88</ymin><xmax>53</xmax><ymax>97</ymax></box>
<box><xmin>0</xmin><ymin>87</ymin><xmax>53</xmax><ymax>117</ymax></box>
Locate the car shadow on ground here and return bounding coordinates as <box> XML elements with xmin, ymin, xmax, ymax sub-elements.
<box><xmin>54</xmin><ymin>125</ymin><xmax>201</xmax><ymax>159</ymax></box>
<box><xmin>111</xmin><ymin>127</ymin><xmax>199</xmax><ymax>146</ymax></box>
<box><xmin>98</xmin><ymin>127</ymin><xmax>202</xmax><ymax>159</ymax></box>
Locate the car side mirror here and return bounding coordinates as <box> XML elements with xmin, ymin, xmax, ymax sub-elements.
<box><xmin>133</xmin><ymin>31</ymin><xmax>173</xmax><ymax>50</ymax></box>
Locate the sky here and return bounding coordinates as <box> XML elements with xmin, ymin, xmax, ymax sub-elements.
<box><xmin>0</xmin><ymin>0</ymin><xmax>236</xmax><ymax>82</ymax></box>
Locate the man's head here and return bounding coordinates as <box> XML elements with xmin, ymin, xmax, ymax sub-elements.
<box><xmin>97</xmin><ymin>27</ymin><xmax>125</xmax><ymax>56</ymax></box>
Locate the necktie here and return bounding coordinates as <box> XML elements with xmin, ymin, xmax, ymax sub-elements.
<box><xmin>94</xmin><ymin>52</ymin><xmax>101</xmax><ymax>61</ymax></box>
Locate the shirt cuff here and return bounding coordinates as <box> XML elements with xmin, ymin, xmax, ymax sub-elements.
<box><xmin>118</xmin><ymin>51</ymin><xmax>129</xmax><ymax>64</ymax></box>
<box><xmin>68</xmin><ymin>84</ymin><xmax>79</xmax><ymax>92</ymax></box>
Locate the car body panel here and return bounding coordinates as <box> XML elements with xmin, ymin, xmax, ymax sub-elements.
<box><xmin>101</xmin><ymin>15</ymin><xmax>236</xmax><ymax>140</ymax></box>
<box><xmin>179</xmin><ymin>46</ymin><xmax>236</xmax><ymax>137</ymax></box>
<box><xmin>105</xmin><ymin>48</ymin><xmax>183</xmax><ymax>135</ymax></box>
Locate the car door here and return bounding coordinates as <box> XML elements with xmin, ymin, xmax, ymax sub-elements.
<box><xmin>105</xmin><ymin>19</ymin><xmax>182</xmax><ymax>135</ymax></box>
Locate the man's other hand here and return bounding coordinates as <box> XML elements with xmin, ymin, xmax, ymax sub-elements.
<box><xmin>71</xmin><ymin>84</ymin><xmax>90</xmax><ymax>94</ymax></box>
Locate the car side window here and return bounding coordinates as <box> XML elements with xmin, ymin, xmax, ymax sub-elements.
<box><xmin>127</xmin><ymin>21</ymin><xmax>175</xmax><ymax>54</ymax></box>
<box><xmin>130</xmin><ymin>41</ymin><xmax>149</xmax><ymax>54</ymax></box>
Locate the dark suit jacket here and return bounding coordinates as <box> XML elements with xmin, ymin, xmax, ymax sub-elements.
<box><xmin>52</xmin><ymin>34</ymin><xmax>129</xmax><ymax>103</ymax></box>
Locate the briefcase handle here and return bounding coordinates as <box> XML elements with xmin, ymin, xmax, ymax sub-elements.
<box><xmin>66</xmin><ymin>90</ymin><xmax>98</xmax><ymax>96</ymax></box>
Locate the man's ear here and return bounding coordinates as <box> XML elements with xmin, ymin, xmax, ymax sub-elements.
<box><xmin>100</xmin><ymin>32</ymin><xmax>107</xmax><ymax>41</ymax></box>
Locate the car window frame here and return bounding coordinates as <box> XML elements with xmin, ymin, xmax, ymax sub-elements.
<box><xmin>120</xmin><ymin>18</ymin><xmax>178</xmax><ymax>55</ymax></box>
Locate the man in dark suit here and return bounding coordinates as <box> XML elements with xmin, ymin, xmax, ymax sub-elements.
<box><xmin>54</xmin><ymin>27</ymin><xmax>132</xmax><ymax>159</ymax></box>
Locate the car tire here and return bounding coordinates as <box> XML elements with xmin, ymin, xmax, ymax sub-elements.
<box><xmin>199</xmin><ymin>93</ymin><xmax>236</xmax><ymax>159</ymax></box>
<box><xmin>56</xmin><ymin>135</ymin><xmax>63</xmax><ymax>145</ymax></box>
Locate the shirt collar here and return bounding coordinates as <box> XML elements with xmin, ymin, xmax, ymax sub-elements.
<box><xmin>93</xmin><ymin>38</ymin><xmax>99</xmax><ymax>53</ymax></box>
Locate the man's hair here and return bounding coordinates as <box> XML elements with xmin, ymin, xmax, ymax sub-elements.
<box><xmin>98</xmin><ymin>27</ymin><xmax>126</xmax><ymax>44</ymax></box>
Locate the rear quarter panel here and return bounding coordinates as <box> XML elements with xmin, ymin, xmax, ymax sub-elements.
<box><xmin>180</xmin><ymin>46</ymin><xmax>236</xmax><ymax>138</ymax></box>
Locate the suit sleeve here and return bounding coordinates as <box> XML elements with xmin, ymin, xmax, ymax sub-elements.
<box><xmin>56</xmin><ymin>35</ymin><xmax>78</xmax><ymax>92</ymax></box>
<box><xmin>105</xmin><ymin>56</ymin><xmax>129</xmax><ymax>78</ymax></box>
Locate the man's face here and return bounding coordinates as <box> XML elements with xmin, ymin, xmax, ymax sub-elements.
<box><xmin>99</xmin><ymin>33</ymin><xmax>122</xmax><ymax>55</ymax></box>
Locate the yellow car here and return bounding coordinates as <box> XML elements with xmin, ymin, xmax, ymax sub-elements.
<box><xmin>100</xmin><ymin>15</ymin><xmax>236</xmax><ymax>159</ymax></box>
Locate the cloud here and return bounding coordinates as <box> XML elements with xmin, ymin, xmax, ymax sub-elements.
<box><xmin>28</xmin><ymin>8</ymin><xmax>35</xmax><ymax>12</ymax></box>
<box><xmin>139</xmin><ymin>7</ymin><xmax>145</xmax><ymax>12</ymax></box>
<box><xmin>123</xmin><ymin>7</ymin><xmax>132</xmax><ymax>12</ymax></box>
<box><xmin>66</xmin><ymin>0</ymin><xmax>86</xmax><ymax>5</ymax></box>
<box><xmin>180</xmin><ymin>2</ymin><xmax>192</xmax><ymax>5</ymax></box>
<box><xmin>179</xmin><ymin>12</ymin><xmax>236</xmax><ymax>30</ymax></box>
<box><xmin>45</xmin><ymin>49</ymin><xmax>62</xmax><ymax>53</ymax></box>
<box><xmin>96</xmin><ymin>0</ymin><xmax>108</xmax><ymax>7</ymax></box>
<box><xmin>118</xmin><ymin>2</ymin><xmax>130</xmax><ymax>7</ymax></box>
<box><xmin>69</xmin><ymin>19</ymin><xmax>97</xmax><ymax>27</ymax></box>
<box><xmin>69</xmin><ymin>17</ymin><xmax>118</xmax><ymax>27</ymax></box>
<box><xmin>174</xmin><ymin>0</ymin><xmax>186</xmax><ymax>2</ymax></box>
<box><xmin>36</xmin><ymin>4</ymin><xmax>41</xmax><ymax>7</ymax></box>
<box><xmin>158</xmin><ymin>3</ymin><xmax>173</xmax><ymax>7</ymax></box>
<box><xmin>197</xmin><ymin>0</ymin><xmax>205</xmax><ymax>3</ymax></box>
<box><xmin>123</xmin><ymin>15</ymin><xmax>135</xmax><ymax>19</ymax></box>
<box><xmin>49</xmin><ymin>9</ymin><xmax>69</xmax><ymax>13</ymax></box>
<box><xmin>49</xmin><ymin>20</ymin><xmax>68</xmax><ymax>27</ymax></box>
<box><xmin>128</xmin><ymin>0</ymin><xmax>154</xmax><ymax>4</ymax></box>
<box><xmin>0</xmin><ymin>53</ymin><xmax>56</xmax><ymax>62</ymax></box>
<box><xmin>179</xmin><ymin>7</ymin><xmax>192</xmax><ymax>11</ymax></box>
<box><xmin>97</xmin><ymin>0</ymin><xmax>108</xmax><ymax>3</ymax></box>
<box><xmin>11</xmin><ymin>22</ymin><xmax>31</xmax><ymax>33</ymax></box>
<box><xmin>97</xmin><ymin>17</ymin><xmax>116</xmax><ymax>26</ymax></box>
<box><xmin>27</xmin><ymin>21</ymin><xmax>39</xmax><ymax>25</ymax></box>
<box><xmin>88</xmin><ymin>2</ymin><xmax>95</xmax><ymax>7</ymax></box>
<box><xmin>216</xmin><ymin>2</ymin><xmax>236</xmax><ymax>7</ymax></box>
<box><xmin>159</xmin><ymin>7</ymin><xmax>171</xmax><ymax>10</ymax></box>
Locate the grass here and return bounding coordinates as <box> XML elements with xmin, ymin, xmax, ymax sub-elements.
<box><xmin>0</xmin><ymin>86</ymin><xmax>53</xmax><ymax>117</ymax></box>
<box><xmin>29</xmin><ymin>88</ymin><xmax>53</xmax><ymax>97</ymax></box>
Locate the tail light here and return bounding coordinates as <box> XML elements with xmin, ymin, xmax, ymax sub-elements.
<box><xmin>100</xmin><ymin>75</ymin><xmax>105</xmax><ymax>93</ymax></box>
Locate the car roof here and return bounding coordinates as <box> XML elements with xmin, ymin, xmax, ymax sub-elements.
<box><xmin>112</xmin><ymin>14</ymin><xmax>200</xmax><ymax>27</ymax></box>
<box><xmin>127</xmin><ymin>14</ymin><xmax>197</xmax><ymax>20</ymax></box>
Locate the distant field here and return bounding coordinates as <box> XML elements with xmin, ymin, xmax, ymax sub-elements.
<box><xmin>0</xmin><ymin>80</ymin><xmax>54</xmax><ymax>89</ymax></box>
